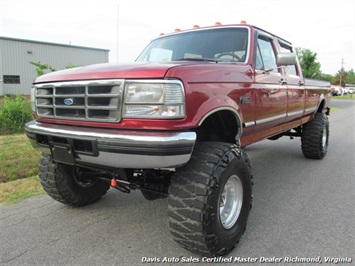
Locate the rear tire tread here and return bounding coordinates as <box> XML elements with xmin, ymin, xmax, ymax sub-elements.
<box><xmin>301</xmin><ymin>112</ymin><xmax>329</xmax><ymax>159</ymax></box>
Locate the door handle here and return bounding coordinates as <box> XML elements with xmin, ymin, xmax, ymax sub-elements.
<box><xmin>280</xmin><ymin>78</ymin><xmax>287</xmax><ymax>85</ymax></box>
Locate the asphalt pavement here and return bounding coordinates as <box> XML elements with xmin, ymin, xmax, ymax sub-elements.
<box><xmin>0</xmin><ymin>99</ymin><xmax>354</xmax><ymax>265</ymax></box>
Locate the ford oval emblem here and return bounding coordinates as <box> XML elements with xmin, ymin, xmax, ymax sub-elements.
<box><xmin>64</xmin><ymin>98</ymin><xmax>74</xmax><ymax>105</ymax></box>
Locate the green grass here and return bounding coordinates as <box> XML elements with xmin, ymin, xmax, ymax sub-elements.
<box><xmin>0</xmin><ymin>134</ymin><xmax>41</xmax><ymax>183</ymax></box>
<box><xmin>0</xmin><ymin>175</ymin><xmax>45</xmax><ymax>206</ymax></box>
<box><xmin>332</xmin><ymin>94</ymin><xmax>355</xmax><ymax>100</ymax></box>
<box><xmin>0</xmin><ymin>95</ymin><xmax>33</xmax><ymax>135</ymax></box>
<box><xmin>0</xmin><ymin>134</ymin><xmax>43</xmax><ymax>206</ymax></box>
<box><xmin>330</xmin><ymin>107</ymin><xmax>340</xmax><ymax>112</ymax></box>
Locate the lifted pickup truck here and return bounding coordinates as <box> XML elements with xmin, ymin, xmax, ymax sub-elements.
<box><xmin>25</xmin><ymin>23</ymin><xmax>331</xmax><ymax>256</ymax></box>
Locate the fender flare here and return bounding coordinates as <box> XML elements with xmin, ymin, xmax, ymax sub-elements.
<box><xmin>195</xmin><ymin>96</ymin><xmax>244</xmax><ymax>141</ymax></box>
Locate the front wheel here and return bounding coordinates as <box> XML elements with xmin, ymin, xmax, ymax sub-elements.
<box><xmin>39</xmin><ymin>153</ymin><xmax>110</xmax><ymax>207</ymax></box>
<box><xmin>168</xmin><ymin>142</ymin><xmax>253</xmax><ymax>256</ymax></box>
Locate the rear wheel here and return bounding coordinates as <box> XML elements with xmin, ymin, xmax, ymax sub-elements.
<box><xmin>39</xmin><ymin>153</ymin><xmax>110</xmax><ymax>206</ymax></box>
<box><xmin>301</xmin><ymin>112</ymin><xmax>329</xmax><ymax>159</ymax></box>
<box><xmin>168</xmin><ymin>142</ymin><xmax>253</xmax><ymax>256</ymax></box>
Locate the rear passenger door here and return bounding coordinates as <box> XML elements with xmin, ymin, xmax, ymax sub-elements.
<box><xmin>253</xmin><ymin>35</ymin><xmax>287</xmax><ymax>140</ymax></box>
<box><xmin>278</xmin><ymin>41</ymin><xmax>305</xmax><ymax>123</ymax></box>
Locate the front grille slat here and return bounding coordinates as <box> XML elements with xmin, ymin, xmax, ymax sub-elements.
<box><xmin>35</xmin><ymin>80</ymin><xmax>124</xmax><ymax>122</ymax></box>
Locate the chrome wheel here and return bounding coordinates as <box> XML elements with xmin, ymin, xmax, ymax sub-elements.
<box><xmin>322</xmin><ymin>126</ymin><xmax>328</xmax><ymax>148</ymax></box>
<box><xmin>219</xmin><ymin>174</ymin><xmax>243</xmax><ymax>229</ymax></box>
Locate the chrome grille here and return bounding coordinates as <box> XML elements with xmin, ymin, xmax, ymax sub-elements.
<box><xmin>35</xmin><ymin>80</ymin><xmax>124</xmax><ymax>122</ymax></box>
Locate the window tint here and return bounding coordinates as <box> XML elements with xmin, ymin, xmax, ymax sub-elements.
<box><xmin>256</xmin><ymin>37</ymin><xmax>278</xmax><ymax>72</ymax></box>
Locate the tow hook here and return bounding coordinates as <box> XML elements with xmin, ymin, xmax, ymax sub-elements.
<box><xmin>111</xmin><ymin>178</ymin><xmax>131</xmax><ymax>193</ymax></box>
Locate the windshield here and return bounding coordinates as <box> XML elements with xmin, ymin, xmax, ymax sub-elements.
<box><xmin>136</xmin><ymin>27</ymin><xmax>249</xmax><ymax>63</ymax></box>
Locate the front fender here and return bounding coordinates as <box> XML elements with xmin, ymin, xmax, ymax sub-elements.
<box><xmin>191</xmin><ymin>95</ymin><xmax>244</xmax><ymax>138</ymax></box>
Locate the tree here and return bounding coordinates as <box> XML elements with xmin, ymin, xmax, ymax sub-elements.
<box><xmin>320</xmin><ymin>73</ymin><xmax>334</xmax><ymax>84</ymax></box>
<box><xmin>29</xmin><ymin>61</ymin><xmax>56</xmax><ymax>76</ymax></box>
<box><xmin>29</xmin><ymin>62</ymin><xmax>79</xmax><ymax>76</ymax></box>
<box><xmin>333</xmin><ymin>69</ymin><xmax>355</xmax><ymax>86</ymax></box>
<box><xmin>296</xmin><ymin>48</ymin><xmax>322</xmax><ymax>79</ymax></box>
<box><xmin>344</xmin><ymin>69</ymin><xmax>355</xmax><ymax>85</ymax></box>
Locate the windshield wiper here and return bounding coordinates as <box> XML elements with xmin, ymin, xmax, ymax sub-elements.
<box><xmin>174</xmin><ymin>58</ymin><xmax>218</xmax><ymax>63</ymax></box>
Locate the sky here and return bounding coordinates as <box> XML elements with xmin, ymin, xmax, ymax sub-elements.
<box><xmin>0</xmin><ymin>0</ymin><xmax>354</xmax><ymax>75</ymax></box>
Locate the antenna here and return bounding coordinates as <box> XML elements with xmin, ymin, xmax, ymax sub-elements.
<box><xmin>116</xmin><ymin>4</ymin><xmax>120</xmax><ymax>63</ymax></box>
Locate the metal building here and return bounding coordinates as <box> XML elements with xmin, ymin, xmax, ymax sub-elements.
<box><xmin>0</xmin><ymin>36</ymin><xmax>109</xmax><ymax>95</ymax></box>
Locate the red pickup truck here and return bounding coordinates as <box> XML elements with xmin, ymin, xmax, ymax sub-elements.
<box><xmin>25</xmin><ymin>23</ymin><xmax>331</xmax><ymax>256</ymax></box>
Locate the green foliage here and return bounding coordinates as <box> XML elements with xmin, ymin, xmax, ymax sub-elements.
<box><xmin>333</xmin><ymin>69</ymin><xmax>355</xmax><ymax>86</ymax></box>
<box><xmin>345</xmin><ymin>69</ymin><xmax>355</xmax><ymax>84</ymax></box>
<box><xmin>296</xmin><ymin>48</ymin><xmax>322</xmax><ymax>79</ymax></box>
<box><xmin>0</xmin><ymin>95</ymin><xmax>33</xmax><ymax>135</ymax></box>
<box><xmin>65</xmin><ymin>64</ymin><xmax>78</xmax><ymax>69</ymax></box>
<box><xmin>29</xmin><ymin>61</ymin><xmax>56</xmax><ymax>76</ymax></box>
<box><xmin>320</xmin><ymin>73</ymin><xmax>334</xmax><ymax>84</ymax></box>
<box><xmin>29</xmin><ymin>61</ymin><xmax>80</xmax><ymax>76</ymax></box>
<box><xmin>294</xmin><ymin>48</ymin><xmax>355</xmax><ymax>85</ymax></box>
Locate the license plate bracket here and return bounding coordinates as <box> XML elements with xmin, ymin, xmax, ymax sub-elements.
<box><xmin>49</xmin><ymin>143</ymin><xmax>75</xmax><ymax>165</ymax></box>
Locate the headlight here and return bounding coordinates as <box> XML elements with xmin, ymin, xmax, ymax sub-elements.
<box><xmin>123</xmin><ymin>80</ymin><xmax>185</xmax><ymax>119</ymax></box>
<box><xmin>124</xmin><ymin>83</ymin><xmax>164</xmax><ymax>104</ymax></box>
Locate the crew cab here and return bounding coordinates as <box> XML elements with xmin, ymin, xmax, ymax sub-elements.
<box><xmin>25</xmin><ymin>23</ymin><xmax>331</xmax><ymax>256</ymax></box>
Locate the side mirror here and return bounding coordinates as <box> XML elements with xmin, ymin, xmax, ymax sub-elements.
<box><xmin>277</xmin><ymin>53</ymin><xmax>296</xmax><ymax>66</ymax></box>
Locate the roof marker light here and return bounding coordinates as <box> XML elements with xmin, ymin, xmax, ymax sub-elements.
<box><xmin>240</xmin><ymin>20</ymin><xmax>247</xmax><ymax>24</ymax></box>
<box><xmin>193</xmin><ymin>25</ymin><xmax>200</xmax><ymax>28</ymax></box>
<box><xmin>215</xmin><ymin>22</ymin><xmax>222</xmax><ymax>26</ymax></box>
<box><xmin>175</xmin><ymin>28</ymin><xmax>181</xmax><ymax>32</ymax></box>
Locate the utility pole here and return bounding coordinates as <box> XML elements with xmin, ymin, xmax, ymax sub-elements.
<box><xmin>339</xmin><ymin>58</ymin><xmax>344</xmax><ymax>86</ymax></box>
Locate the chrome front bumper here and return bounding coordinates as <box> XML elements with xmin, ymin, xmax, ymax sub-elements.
<box><xmin>25</xmin><ymin>121</ymin><xmax>196</xmax><ymax>169</ymax></box>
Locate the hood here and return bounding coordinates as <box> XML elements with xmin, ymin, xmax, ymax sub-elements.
<box><xmin>34</xmin><ymin>62</ymin><xmax>183</xmax><ymax>84</ymax></box>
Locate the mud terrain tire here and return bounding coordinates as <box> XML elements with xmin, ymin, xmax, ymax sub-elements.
<box><xmin>39</xmin><ymin>153</ymin><xmax>110</xmax><ymax>206</ymax></box>
<box><xmin>301</xmin><ymin>112</ymin><xmax>329</xmax><ymax>159</ymax></box>
<box><xmin>168</xmin><ymin>142</ymin><xmax>253</xmax><ymax>256</ymax></box>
